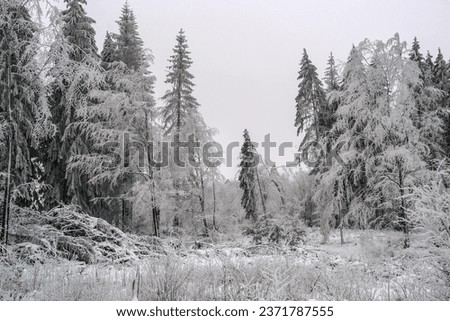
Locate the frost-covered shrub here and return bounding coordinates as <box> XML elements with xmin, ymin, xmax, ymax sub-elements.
<box><xmin>408</xmin><ymin>168</ymin><xmax>450</xmax><ymax>248</ymax></box>
<box><xmin>7</xmin><ymin>205</ymin><xmax>166</xmax><ymax>264</ymax></box>
<box><xmin>245</xmin><ymin>211</ymin><xmax>306</xmax><ymax>246</ymax></box>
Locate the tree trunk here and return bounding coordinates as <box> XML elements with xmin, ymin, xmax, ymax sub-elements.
<box><xmin>121</xmin><ymin>199</ymin><xmax>126</xmax><ymax>231</ymax></box>
<box><xmin>148</xmin><ymin>167</ymin><xmax>160</xmax><ymax>237</ymax></box>
<box><xmin>212</xmin><ymin>179</ymin><xmax>217</xmax><ymax>231</ymax></box>
<box><xmin>272</xmin><ymin>180</ymin><xmax>286</xmax><ymax>207</ymax></box>
<box><xmin>198</xmin><ymin>169</ymin><xmax>208</xmax><ymax>237</ymax></box>
<box><xmin>1</xmin><ymin>52</ymin><xmax>13</xmax><ymax>247</ymax></box>
<box><xmin>256</xmin><ymin>169</ymin><xmax>266</xmax><ymax>214</ymax></box>
<box><xmin>1</xmin><ymin>135</ymin><xmax>12</xmax><ymax>246</ymax></box>
<box><xmin>397</xmin><ymin>158</ymin><xmax>410</xmax><ymax>248</ymax></box>
<box><xmin>145</xmin><ymin>111</ymin><xmax>161</xmax><ymax>237</ymax></box>
<box><xmin>152</xmin><ymin>203</ymin><xmax>160</xmax><ymax>237</ymax></box>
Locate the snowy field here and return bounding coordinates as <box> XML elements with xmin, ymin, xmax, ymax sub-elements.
<box><xmin>1</xmin><ymin>229</ymin><xmax>449</xmax><ymax>301</ymax></box>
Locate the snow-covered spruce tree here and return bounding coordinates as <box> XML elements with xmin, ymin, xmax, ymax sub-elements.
<box><xmin>317</xmin><ymin>52</ymin><xmax>344</xmax><ymax>235</ymax></box>
<box><xmin>0</xmin><ymin>1</ymin><xmax>50</xmax><ymax>244</ymax></box>
<box><xmin>238</xmin><ymin>129</ymin><xmax>258</xmax><ymax>222</ymax></box>
<box><xmin>100</xmin><ymin>31</ymin><xmax>116</xmax><ymax>69</ymax></box>
<box><xmin>114</xmin><ymin>1</ymin><xmax>145</xmax><ymax>71</ymax></box>
<box><xmin>183</xmin><ymin>112</ymin><xmax>219</xmax><ymax>237</ymax></box>
<box><xmin>432</xmin><ymin>49</ymin><xmax>450</xmax><ymax>158</ymax></box>
<box><xmin>301</xmin><ymin>54</ymin><xmax>341</xmax><ymax>233</ymax></box>
<box><xmin>318</xmin><ymin>52</ymin><xmax>341</xmax><ymax>171</ymax></box>
<box><xmin>425</xmin><ymin>51</ymin><xmax>434</xmax><ymax>74</ymax></box>
<box><xmin>409</xmin><ymin>38</ymin><xmax>424</xmax><ymax>69</ymax></box>
<box><xmin>61</xmin><ymin>0</ymin><xmax>98</xmax><ymax>61</ymax></box>
<box><xmin>162</xmin><ymin>29</ymin><xmax>200</xmax><ymax>137</ymax></box>
<box><xmin>315</xmin><ymin>35</ymin><xmax>436</xmax><ymax>247</ymax></box>
<box><xmin>409</xmin><ymin>40</ymin><xmax>432</xmax><ymax>133</ymax></box>
<box><xmin>313</xmin><ymin>45</ymin><xmax>367</xmax><ymax>243</ymax></box>
<box><xmin>68</xmin><ymin>2</ymin><xmax>159</xmax><ymax>232</ymax></box>
<box><xmin>40</xmin><ymin>0</ymin><xmax>101</xmax><ymax>210</ymax></box>
<box><xmin>407</xmin><ymin>40</ymin><xmax>444</xmax><ymax>167</ymax></box>
<box><xmin>295</xmin><ymin>49</ymin><xmax>327</xmax><ymax>151</ymax></box>
<box><xmin>160</xmin><ymin>29</ymin><xmax>202</xmax><ymax>229</ymax></box>
<box><xmin>106</xmin><ymin>2</ymin><xmax>153</xmax><ymax>230</ymax></box>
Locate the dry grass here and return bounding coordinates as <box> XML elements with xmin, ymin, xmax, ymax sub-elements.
<box><xmin>1</xmin><ymin>229</ymin><xmax>449</xmax><ymax>301</ymax></box>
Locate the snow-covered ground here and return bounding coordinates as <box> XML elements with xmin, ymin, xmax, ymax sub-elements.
<box><xmin>1</xmin><ymin>228</ymin><xmax>449</xmax><ymax>301</ymax></box>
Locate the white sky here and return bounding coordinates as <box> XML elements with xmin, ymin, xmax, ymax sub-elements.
<box><xmin>82</xmin><ymin>0</ymin><xmax>450</xmax><ymax>179</ymax></box>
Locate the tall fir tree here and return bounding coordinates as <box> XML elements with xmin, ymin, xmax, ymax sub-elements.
<box><xmin>319</xmin><ymin>52</ymin><xmax>341</xmax><ymax>170</ymax></box>
<box><xmin>84</xmin><ymin>1</ymin><xmax>156</xmax><ymax>230</ymax></box>
<box><xmin>409</xmin><ymin>37</ymin><xmax>424</xmax><ymax>72</ymax></box>
<box><xmin>315</xmin><ymin>45</ymin><xmax>368</xmax><ymax>242</ymax></box>
<box><xmin>101</xmin><ymin>31</ymin><xmax>116</xmax><ymax>69</ymax></box>
<box><xmin>0</xmin><ymin>1</ymin><xmax>44</xmax><ymax>244</ymax></box>
<box><xmin>425</xmin><ymin>51</ymin><xmax>434</xmax><ymax>73</ymax></box>
<box><xmin>432</xmin><ymin>48</ymin><xmax>450</xmax><ymax>157</ymax></box>
<box><xmin>41</xmin><ymin>0</ymin><xmax>99</xmax><ymax>209</ymax></box>
<box><xmin>409</xmin><ymin>37</ymin><xmax>426</xmax><ymax>129</ymax></box>
<box><xmin>161</xmin><ymin>29</ymin><xmax>200</xmax><ymax>137</ymax></box>
<box><xmin>238</xmin><ymin>129</ymin><xmax>258</xmax><ymax>221</ymax></box>
<box><xmin>61</xmin><ymin>0</ymin><xmax>98</xmax><ymax>62</ymax></box>
<box><xmin>294</xmin><ymin>49</ymin><xmax>327</xmax><ymax>153</ymax></box>
<box><xmin>323</xmin><ymin>52</ymin><xmax>340</xmax><ymax>128</ymax></box>
<box><xmin>408</xmin><ymin>40</ymin><xmax>444</xmax><ymax>164</ymax></box>
<box><xmin>324</xmin><ymin>52</ymin><xmax>340</xmax><ymax>92</ymax></box>
<box><xmin>114</xmin><ymin>1</ymin><xmax>145</xmax><ymax>71</ymax></box>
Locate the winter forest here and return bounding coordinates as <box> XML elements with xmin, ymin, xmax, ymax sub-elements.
<box><xmin>0</xmin><ymin>0</ymin><xmax>450</xmax><ymax>301</ymax></box>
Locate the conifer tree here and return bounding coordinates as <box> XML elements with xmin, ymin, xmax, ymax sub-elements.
<box><xmin>41</xmin><ymin>0</ymin><xmax>99</xmax><ymax>209</ymax></box>
<box><xmin>0</xmin><ymin>1</ymin><xmax>44</xmax><ymax>244</ymax></box>
<box><xmin>161</xmin><ymin>29</ymin><xmax>199</xmax><ymax>136</ymax></box>
<box><xmin>432</xmin><ymin>49</ymin><xmax>449</xmax><ymax>93</ymax></box>
<box><xmin>315</xmin><ymin>45</ymin><xmax>368</xmax><ymax>242</ymax></box>
<box><xmin>408</xmin><ymin>41</ymin><xmax>444</xmax><ymax>164</ymax></box>
<box><xmin>322</xmin><ymin>52</ymin><xmax>340</xmax><ymax>128</ymax></box>
<box><xmin>320</xmin><ymin>53</ymin><xmax>341</xmax><ymax>168</ymax></box>
<box><xmin>62</xmin><ymin>0</ymin><xmax>98</xmax><ymax>62</ymax></box>
<box><xmin>238</xmin><ymin>129</ymin><xmax>258</xmax><ymax>221</ymax></box>
<box><xmin>101</xmin><ymin>31</ymin><xmax>116</xmax><ymax>68</ymax></box>
<box><xmin>315</xmin><ymin>35</ymin><xmax>435</xmax><ymax>247</ymax></box>
<box><xmin>114</xmin><ymin>1</ymin><xmax>145</xmax><ymax>71</ymax></box>
<box><xmin>324</xmin><ymin>52</ymin><xmax>340</xmax><ymax>93</ymax></box>
<box><xmin>295</xmin><ymin>49</ymin><xmax>327</xmax><ymax>162</ymax></box>
<box><xmin>425</xmin><ymin>51</ymin><xmax>434</xmax><ymax>72</ymax></box>
<box><xmin>67</xmin><ymin>1</ymin><xmax>161</xmax><ymax>230</ymax></box>
<box><xmin>432</xmin><ymin>49</ymin><xmax>450</xmax><ymax>157</ymax></box>
<box><xmin>409</xmin><ymin>38</ymin><xmax>426</xmax><ymax>129</ymax></box>
<box><xmin>409</xmin><ymin>37</ymin><xmax>424</xmax><ymax>72</ymax></box>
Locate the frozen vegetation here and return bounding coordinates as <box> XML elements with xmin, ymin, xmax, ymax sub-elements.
<box><xmin>0</xmin><ymin>206</ymin><xmax>449</xmax><ymax>301</ymax></box>
<box><xmin>1</xmin><ymin>0</ymin><xmax>450</xmax><ymax>302</ymax></box>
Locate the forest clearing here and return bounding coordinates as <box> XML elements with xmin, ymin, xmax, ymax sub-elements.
<box><xmin>1</xmin><ymin>0</ymin><xmax>450</xmax><ymax>304</ymax></box>
<box><xmin>1</xmin><ymin>206</ymin><xmax>449</xmax><ymax>301</ymax></box>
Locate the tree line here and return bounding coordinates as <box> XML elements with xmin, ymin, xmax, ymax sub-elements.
<box><xmin>0</xmin><ymin>0</ymin><xmax>222</xmax><ymax>246</ymax></box>
<box><xmin>238</xmin><ymin>35</ymin><xmax>450</xmax><ymax>247</ymax></box>
<box><xmin>1</xmin><ymin>0</ymin><xmax>449</xmax><ymax>249</ymax></box>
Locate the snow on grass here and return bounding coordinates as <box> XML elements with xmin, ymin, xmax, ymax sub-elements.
<box><xmin>1</xmin><ymin>229</ymin><xmax>449</xmax><ymax>301</ymax></box>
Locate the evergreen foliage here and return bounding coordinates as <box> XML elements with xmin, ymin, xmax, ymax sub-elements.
<box><xmin>0</xmin><ymin>0</ymin><xmax>51</xmax><ymax>244</ymax></box>
<box><xmin>161</xmin><ymin>29</ymin><xmax>200</xmax><ymax>137</ymax></box>
<box><xmin>294</xmin><ymin>49</ymin><xmax>327</xmax><ymax>147</ymax></box>
<box><xmin>40</xmin><ymin>0</ymin><xmax>101</xmax><ymax>210</ymax></box>
<box><xmin>114</xmin><ymin>1</ymin><xmax>145</xmax><ymax>71</ymax></box>
<box><xmin>238</xmin><ymin>129</ymin><xmax>258</xmax><ymax>221</ymax></box>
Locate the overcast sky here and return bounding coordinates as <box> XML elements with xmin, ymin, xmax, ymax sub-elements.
<box><xmin>83</xmin><ymin>0</ymin><xmax>450</xmax><ymax>179</ymax></box>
